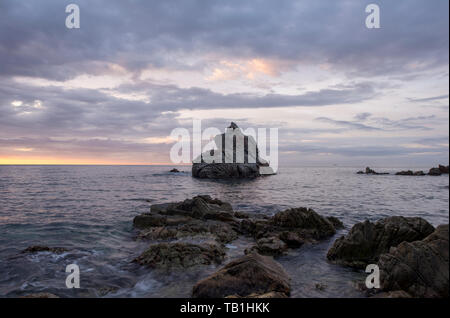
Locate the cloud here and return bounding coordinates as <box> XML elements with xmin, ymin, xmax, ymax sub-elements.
<box><xmin>408</xmin><ymin>94</ymin><xmax>449</xmax><ymax>102</ymax></box>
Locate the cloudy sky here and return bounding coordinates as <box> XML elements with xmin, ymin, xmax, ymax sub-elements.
<box><xmin>0</xmin><ymin>0</ymin><xmax>448</xmax><ymax>166</ymax></box>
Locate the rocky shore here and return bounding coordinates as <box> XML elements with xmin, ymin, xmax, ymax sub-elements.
<box><xmin>357</xmin><ymin>165</ymin><xmax>449</xmax><ymax>176</ymax></box>
<box><xmin>132</xmin><ymin>195</ymin><xmax>449</xmax><ymax>298</ymax></box>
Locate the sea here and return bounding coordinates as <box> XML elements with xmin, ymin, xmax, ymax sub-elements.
<box><xmin>0</xmin><ymin>165</ymin><xmax>448</xmax><ymax>298</ymax></box>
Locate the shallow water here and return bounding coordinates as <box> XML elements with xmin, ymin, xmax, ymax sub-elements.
<box><xmin>0</xmin><ymin>165</ymin><xmax>448</xmax><ymax>297</ymax></box>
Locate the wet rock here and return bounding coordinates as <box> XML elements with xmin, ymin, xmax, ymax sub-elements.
<box><xmin>359</xmin><ymin>167</ymin><xmax>389</xmax><ymax>175</ymax></box>
<box><xmin>327</xmin><ymin>216</ymin><xmax>344</xmax><ymax>229</ymax></box>
<box><xmin>278</xmin><ymin>231</ymin><xmax>305</xmax><ymax>248</ymax></box>
<box><xmin>271</xmin><ymin>207</ymin><xmax>336</xmax><ymax>239</ymax></box>
<box><xmin>428</xmin><ymin>167</ymin><xmax>442</xmax><ymax>176</ymax></box>
<box><xmin>395</xmin><ymin>170</ymin><xmax>426</xmax><ymax>176</ymax></box>
<box><xmin>133</xmin><ymin>242</ymin><xmax>225</xmax><ymax>269</ymax></box>
<box><xmin>315</xmin><ymin>283</ymin><xmax>327</xmax><ymax>291</ymax></box>
<box><xmin>169</xmin><ymin>168</ymin><xmax>180</xmax><ymax>173</ymax></box>
<box><xmin>395</xmin><ymin>170</ymin><xmax>414</xmax><ymax>176</ymax></box>
<box><xmin>234</xmin><ymin>211</ymin><xmax>250</xmax><ymax>219</ymax></box>
<box><xmin>133</xmin><ymin>195</ymin><xmax>239</xmax><ymax>244</ymax></box>
<box><xmin>20</xmin><ymin>292</ymin><xmax>60</xmax><ymax>298</ymax></box>
<box><xmin>378</xmin><ymin>224</ymin><xmax>449</xmax><ymax>298</ymax></box>
<box><xmin>22</xmin><ymin>246</ymin><xmax>69</xmax><ymax>254</ymax></box>
<box><xmin>192</xmin><ymin>122</ymin><xmax>275</xmax><ymax>179</ymax></box>
<box><xmin>438</xmin><ymin>165</ymin><xmax>449</xmax><ymax>174</ymax></box>
<box><xmin>137</xmin><ymin>219</ymin><xmax>238</xmax><ymax>244</ymax></box>
<box><xmin>327</xmin><ymin>216</ymin><xmax>435</xmax><ymax>269</ymax></box>
<box><xmin>192</xmin><ymin>253</ymin><xmax>290</xmax><ymax>298</ymax></box>
<box><xmin>245</xmin><ymin>237</ymin><xmax>288</xmax><ymax>256</ymax></box>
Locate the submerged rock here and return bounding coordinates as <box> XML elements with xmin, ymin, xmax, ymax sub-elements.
<box><xmin>192</xmin><ymin>253</ymin><xmax>290</xmax><ymax>298</ymax></box>
<box><xmin>327</xmin><ymin>216</ymin><xmax>434</xmax><ymax>268</ymax></box>
<box><xmin>22</xmin><ymin>246</ymin><xmax>69</xmax><ymax>254</ymax></box>
<box><xmin>378</xmin><ymin>224</ymin><xmax>449</xmax><ymax>298</ymax></box>
<box><xmin>192</xmin><ymin>122</ymin><xmax>275</xmax><ymax>179</ymax></box>
<box><xmin>133</xmin><ymin>242</ymin><xmax>225</xmax><ymax>269</ymax></box>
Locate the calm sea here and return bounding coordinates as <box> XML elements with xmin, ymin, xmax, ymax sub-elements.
<box><xmin>0</xmin><ymin>165</ymin><xmax>448</xmax><ymax>297</ymax></box>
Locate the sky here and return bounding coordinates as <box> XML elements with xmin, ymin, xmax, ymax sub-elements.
<box><xmin>0</xmin><ymin>0</ymin><xmax>448</xmax><ymax>166</ymax></box>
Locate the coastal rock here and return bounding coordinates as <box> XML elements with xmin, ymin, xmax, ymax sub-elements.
<box><xmin>327</xmin><ymin>216</ymin><xmax>435</xmax><ymax>268</ymax></box>
<box><xmin>395</xmin><ymin>170</ymin><xmax>426</xmax><ymax>176</ymax></box>
<box><xmin>378</xmin><ymin>224</ymin><xmax>449</xmax><ymax>298</ymax></box>
<box><xmin>192</xmin><ymin>122</ymin><xmax>275</xmax><ymax>179</ymax></box>
<box><xmin>395</xmin><ymin>170</ymin><xmax>414</xmax><ymax>176</ymax></box>
<box><xmin>271</xmin><ymin>207</ymin><xmax>336</xmax><ymax>239</ymax></box>
<box><xmin>245</xmin><ymin>236</ymin><xmax>288</xmax><ymax>256</ymax></box>
<box><xmin>133</xmin><ymin>195</ymin><xmax>239</xmax><ymax>243</ymax></box>
<box><xmin>169</xmin><ymin>168</ymin><xmax>180</xmax><ymax>173</ymax></box>
<box><xmin>428</xmin><ymin>167</ymin><xmax>442</xmax><ymax>176</ymax></box>
<box><xmin>327</xmin><ymin>216</ymin><xmax>344</xmax><ymax>229</ymax></box>
<box><xmin>133</xmin><ymin>242</ymin><xmax>225</xmax><ymax>269</ymax></box>
<box><xmin>22</xmin><ymin>246</ymin><xmax>69</xmax><ymax>254</ymax></box>
<box><xmin>278</xmin><ymin>231</ymin><xmax>305</xmax><ymax>248</ymax></box>
<box><xmin>438</xmin><ymin>165</ymin><xmax>449</xmax><ymax>174</ymax></box>
<box><xmin>357</xmin><ymin>167</ymin><xmax>389</xmax><ymax>175</ymax></box>
<box><xmin>192</xmin><ymin>253</ymin><xmax>290</xmax><ymax>298</ymax></box>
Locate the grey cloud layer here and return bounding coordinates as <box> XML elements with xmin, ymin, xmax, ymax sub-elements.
<box><xmin>0</xmin><ymin>0</ymin><xmax>448</xmax><ymax>80</ymax></box>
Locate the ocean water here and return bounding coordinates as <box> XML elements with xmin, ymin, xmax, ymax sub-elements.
<box><xmin>0</xmin><ymin>165</ymin><xmax>448</xmax><ymax>298</ymax></box>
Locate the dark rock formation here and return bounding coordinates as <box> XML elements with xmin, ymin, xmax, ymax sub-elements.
<box><xmin>240</xmin><ymin>207</ymin><xmax>338</xmax><ymax>256</ymax></box>
<box><xmin>428</xmin><ymin>165</ymin><xmax>449</xmax><ymax>176</ymax></box>
<box><xmin>192</xmin><ymin>122</ymin><xmax>275</xmax><ymax>179</ymax></box>
<box><xmin>192</xmin><ymin>253</ymin><xmax>290</xmax><ymax>298</ymax></box>
<box><xmin>327</xmin><ymin>216</ymin><xmax>435</xmax><ymax>268</ymax></box>
<box><xmin>357</xmin><ymin>167</ymin><xmax>389</xmax><ymax>175</ymax></box>
<box><xmin>271</xmin><ymin>207</ymin><xmax>337</xmax><ymax>239</ymax></box>
<box><xmin>133</xmin><ymin>195</ymin><xmax>239</xmax><ymax>244</ymax></box>
<box><xmin>133</xmin><ymin>242</ymin><xmax>225</xmax><ymax>269</ymax></box>
<box><xmin>22</xmin><ymin>246</ymin><xmax>69</xmax><ymax>254</ymax></box>
<box><xmin>428</xmin><ymin>167</ymin><xmax>442</xmax><ymax>176</ymax></box>
<box><xmin>245</xmin><ymin>236</ymin><xmax>288</xmax><ymax>256</ymax></box>
<box><xmin>192</xmin><ymin>163</ymin><xmax>260</xmax><ymax>179</ymax></box>
<box><xmin>378</xmin><ymin>224</ymin><xmax>449</xmax><ymax>298</ymax></box>
<box><xmin>169</xmin><ymin>168</ymin><xmax>180</xmax><ymax>173</ymax></box>
<box><xmin>438</xmin><ymin>165</ymin><xmax>449</xmax><ymax>174</ymax></box>
<box><xmin>395</xmin><ymin>170</ymin><xmax>426</xmax><ymax>176</ymax></box>
<box><xmin>133</xmin><ymin>196</ymin><xmax>342</xmax><ymax>270</ymax></box>
<box><xmin>327</xmin><ymin>216</ymin><xmax>344</xmax><ymax>229</ymax></box>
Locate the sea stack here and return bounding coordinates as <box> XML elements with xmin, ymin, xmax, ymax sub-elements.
<box><xmin>192</xmin><ymin>122</ymin><xmax>275</xmax><ymax>179</ymax></box>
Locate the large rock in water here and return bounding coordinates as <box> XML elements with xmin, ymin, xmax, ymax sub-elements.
<box><xmin>192</xmin><ymin>253</ymin><xmax>290</xmax><ymax>298</ymax></box>
<box><xmin>192</xmin><ymin>122</ymin><xmax>275</xmax><ymax>178</ymax></box>
<box><xmin>239</xmin><ymin>207</ymin><xmax>340</xmax><ymax>256</ymax></box>
<box><xmin>133</xmin><ymin>242</ymin><xmax>225</xmax><ymax>270</ymax></box>
<box><xmin>378</xmin><ymin>224</ymin><xmax>449</xmax><ymax>298</ymax></box>
<box><xmin>133</xmin><ymin>195</ymin><xmax>239</xmax><ymax>244</ymax></box>
<box><xmin>327</xmin><ymin>216</ymin><xmax>435</xmax><ymax>268</ymax></box>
